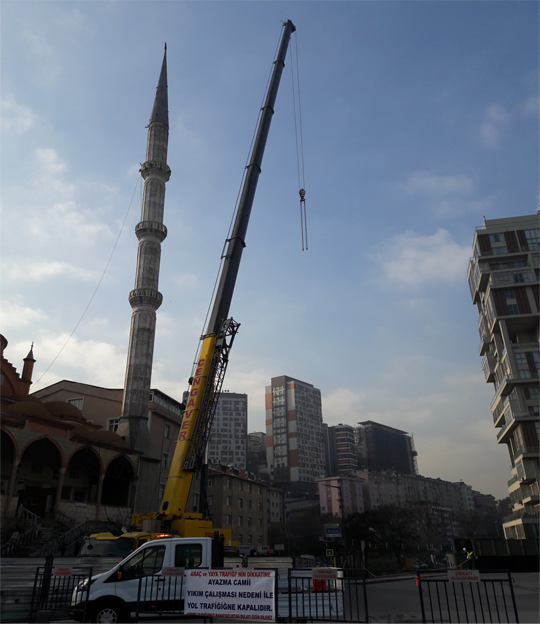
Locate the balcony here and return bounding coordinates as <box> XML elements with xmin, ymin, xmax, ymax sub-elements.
<box><xmin>496</xmin><ymin>411</ymin><xmax>531</xmax><ymax>444</ymax></box>
<box><xmin>521</xmin><ymin>484</ymin><xmax>540</xmax><ymax>505</ymax></box>
<box><xmin>513</xmin><ymin>445</ymin><xmax>540</xmax><ymax>460</ymax></box>
<box><xmin>493</xmin><ymin>394</ymin><xmax>529</xmax><ymax>427</ymax></box>
<box><xmin>468</xmin><ymin>260</ymin><xmax>491</xmax><ymax>303</ymax></box>
<box><xmin>502</xmin><ymin>508</ymin><xmax>539</xmax><ymax>525</ymax></box>
<box><xmin>473</xmin><ymin>244</ymin><xmax>530</xmax><ymax>262</ymax></box>
<box><xmin>482</xmin><ymin>352</ymin><xmax>496</xmax><ymax>383</ymax></box>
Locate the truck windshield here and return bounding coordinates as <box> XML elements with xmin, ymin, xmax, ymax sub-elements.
<box><xmin>78</xmin><ymin>537</ymin><xmax>136</xmax><ymax>557</ymax></box>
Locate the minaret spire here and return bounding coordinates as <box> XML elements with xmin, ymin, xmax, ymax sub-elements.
<box><xmin>150</xmin><ymin>45</ymin><xmax>168</xmax><ymax>126</ymax></box>
<box><xmin>117</xmin><ymin>49</ymin><xmax>171</xmax><ymax>511</ymax></box>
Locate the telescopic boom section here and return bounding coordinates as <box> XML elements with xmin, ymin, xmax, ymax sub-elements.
<box><xmin>160</xmin><ymin>20</ymin><xmax>295</xmax><ymax>521</ymax></box>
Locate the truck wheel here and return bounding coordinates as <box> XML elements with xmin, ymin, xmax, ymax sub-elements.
<box><xmin>93</xmin><ymin>601</ymin><xmax>129</xmax><ymax>624</ymax></box>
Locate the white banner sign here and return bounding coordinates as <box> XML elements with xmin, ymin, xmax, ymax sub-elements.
<box><xmin>53</xmin><ymin>566</ymin><xmax>73</xmax><ymax>577</ymax></box>
<box><xmin>448</xmin><ymin>570</ymin><xmax>481</xmax><ymax>582</ymax></box>
<box><xmin>185</xmin><ymin>569</ymin><xmax>275</xmax><ymax>621</ymax></box>
<box><xmin>312</xmin><ymin>567</ymin><xmax>338</xmax><ymax>580</ymax></box>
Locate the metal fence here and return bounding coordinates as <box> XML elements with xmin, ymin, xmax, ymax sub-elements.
<box><xmin>127</xmin><ymin>566</ymin><xmax>369</xmax><ymax>623</ymax></box>
<box><xmin>29</xmin><ymin>557</ymin><xmax>93</xmax><ymax>623</ymax></box>
<box><xmin>276</xmin><ymin>568</ymin><xmax>368</xmax><ymax>623</ymax></box>
<box><xmin>416</xmin><ymin>569</ymin><xmax>519</xmax><ymax>624</ymax></box>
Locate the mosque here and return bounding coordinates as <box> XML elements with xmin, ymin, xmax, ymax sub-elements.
<box><xmin>1</xmin><ymin>47</ymin><xmax>177</xmax><ymax>550</ymax></box>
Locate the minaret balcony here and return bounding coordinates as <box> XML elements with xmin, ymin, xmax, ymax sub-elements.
<box><xmin>128</xmin><ymin>288</ymin><xmax>163</xmax><ymax>309</ymax></box>
<box><xmin>140</xmin><ymin>160</ymin><xmax>171</xmax><ymax>181</ymax></box>
<box><xmin>135</xmin><ymin>221</ymin><xmax>168</xmax><ymax>242</ymax></box>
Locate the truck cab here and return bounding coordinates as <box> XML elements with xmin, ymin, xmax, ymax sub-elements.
<box><xmin>71</xmin><ymin>536</ymin><xmax>215</xmax><ymax>623</ymax></box>
<box><xmin>78</xmin><ymin>532</ymin><xmax>174</xmax><ymax>559</ymax></box>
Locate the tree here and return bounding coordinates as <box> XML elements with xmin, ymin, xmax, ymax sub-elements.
<box><xmin>375</xmin><ymin>505</ymin><xmax>418</xmax><ymax>567</ymax></box>
<box><xmin>455</xmin><ymin>509</ymin><xmax>492</xmax><ymax>537</ymax></box>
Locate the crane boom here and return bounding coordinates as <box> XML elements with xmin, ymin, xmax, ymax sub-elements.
<box><xmin>160</xmin><ymin>20</ymin><xmax>296</xmax><ymax>521</ymax></box>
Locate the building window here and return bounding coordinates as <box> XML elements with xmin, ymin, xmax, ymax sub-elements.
<box><xmin>227</xmin><ymin>479</ymin><xmax>231</xmax><ymax>488</ymax></box>
<box><xmin>239</xmin><ymin>483</ymin><xmax>243</xmax><ymax>491</ymax></box>
<box><xmin>239</xmin><ymin>499</ymin><xmax>243</xmax><ymax>508</ymax></box>
<box><xmin>208</xmin><ymin>478</ymin><xmax>213</xmax><ymax>487</ymax></box>
<box><xmin>107</xmin><ymin>418</ymin><xmax>120</xmax><ymax>433</ymax></box>
<box><xmin>207</xmin><ymin>496</ymin><xmax>213</xmax><ymax>506</ymax></box>
<box><xmin>257</xmin><ymin>502</ymin><xmax>262</xmax><ymax>511</ymax></box>
<box><xmin>524</xmin><ymin>229</ymin><xmax>540</xmax><ymax>250</ymax></box>
<box><xmin>238</xmin><ymin>516</ymin><xmax>243</xmax><ymax>526</ymax></box>
<box><xmin>67</xmin><ymin>398</ymin><xmax>84</xmax><ymax>410</ymax></box>
<box><xmin>159</xmin><ymin>483</ymin><xmax>166</xmax><ymax>500</ymax></box>
<box><xmin>162</xmin><ymin>452</ymin><xmax>170</xmax><ymax>469</ymax></box>
<box><xmin>247</xmin><ymin>517</ymin><xmax>252</xmax><ymax>527</ymax></box>
<box><xmin>164</xmin><ymin>423</ymin><xmax>171</xmax><ymax>439</ymax></box>
<box><xmin>226</xmin><ymin>496</ymin><xmax>231</xmax><ymax>506</ymax></box>
<box><xmin>226</xmin><ymin>515</ymin><xmax>231</xmax><ymax>525</ymax></box>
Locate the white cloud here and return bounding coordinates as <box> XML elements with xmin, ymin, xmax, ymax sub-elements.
<box><xmin>35</xmin><ymin>147</ymin><xmax>66</xmax><ymax>175</ymax></box>
<box><xmin>399</xmin><ymin>170</ymin><xmax>490</xmax><ymax>217</ymax></box>
<box><xmin>30</xmin><ymin>333</ymin><xmax>126</xmax><ymax>392</ymax></box>
<box><xmin>402</xmin><ymin>171</ymin><xmax>474</xmax><ymax>196</ymax></box>
<box><xmin>0</xmin><ymin>301</ymin><xmax>49</xmax><ymax>330</ymax></box>
<box><xmin>480</xmin><ymin>104</ymin><xmax>509</xmax><ymax>148</ymax></box>
<box><xmin>5</xmin><ymin>260</ymin><xmax>98</xmax><ymax>282</ymax></box>
<box><xmin>322</xmin><ymin>388</ymin><xmax>365</xmax><ymax>426</ymax></box>
<box><xmin>374</xmin><ymin>229</ymin><xmax>471</xmax><ymax>286</ymax></box>
<box><xmin>19</xmin><ymin>147</ymin><xmax>113</xmax><ymax>245</ymax></box>
<box><xmin>1</xmin><ymin>95</ymin><xmax>38</xmax><ymax>134</ymax></box>
<box><xmin>520</xmin><ymin>94</ymin><xmax>539</xmax><ymax>116</ymax></box>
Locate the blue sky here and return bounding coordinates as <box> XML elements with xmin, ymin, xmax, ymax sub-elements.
<box><xmin>1</xmin><ymin>1</ymin><xmax>538</xmax><ymax>499</ymax></box>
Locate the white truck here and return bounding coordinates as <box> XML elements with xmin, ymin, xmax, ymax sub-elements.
<box><xmin>71</xmin><ymin>536</ymin><xmax>218</xmax><ymax>623</ymax></box>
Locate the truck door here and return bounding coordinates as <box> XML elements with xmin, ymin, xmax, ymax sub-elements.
<box><xmin>115</xmin><ymin>543</ymin><xmax>168</xmax><ymax>615</ymax></box>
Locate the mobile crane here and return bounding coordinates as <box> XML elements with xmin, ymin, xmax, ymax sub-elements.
<box><xmin>79</xmin><ymin>19</ymin><xmax>296</xmax><ymax>558</ymax></box>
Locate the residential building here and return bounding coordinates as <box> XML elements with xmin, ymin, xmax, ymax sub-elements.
<box><xmin>468</xmin><ymin>214</ymin><xmax>539</xmax><ymax>539</ymax></box>
<box><xmin>207</xmin><ymin>392</ymin><xmax>248</xmax><ymax>470</ymax></box>
<box><xmin>355</xmin><ymin>421</ymin><xmax>418</xmax><ymax>475</ymax></box>
<box><xmin>247</xmin><ymin>431</ymin><xmax>267</xmax><ymax>476</ymax></box>
<box><xmin>323</xmin><ymin>424</ymin><xmax>358</xmax><ymax>475</ymax></box>
<box><xmin>206</xmin><ymin>464</ymin><xmax>284</xmax><ymax>547</ymax></box>
<box><xmin>356</xmin><ymin>470</ymin><xmax>475</xmax><ymax>514</ymax></box>
<box><xmin>265</xmin><ymin>376</ymin><xmax>325</xmax><ymax>486</ymax></box>
<box><xmin>316</xmin><ymin>475</ymin><xmax>364</xmax><ymax>518</ymax></box>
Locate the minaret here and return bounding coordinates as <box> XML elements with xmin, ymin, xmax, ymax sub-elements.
<box><xmin>117</xmin><ymin>46</ymin><xmax>170</xmax><ymax>475</ymax></box>
<box><xmin>21</xmin><ymin>343</ymin><xmax>36</xmax><ymax>395</ymax></box>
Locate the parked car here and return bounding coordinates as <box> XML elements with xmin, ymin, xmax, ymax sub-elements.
<box><xmin>411</xmin><ymin>559</ymin><xmax>429</xmax><ymax>569</ymax></box>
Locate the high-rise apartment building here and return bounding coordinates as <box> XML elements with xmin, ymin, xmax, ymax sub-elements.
<box><xmin>265</xmin><ymin>376</ymin><xmax>325</xmax><ymax>485</ymax></box>
<box><xmin>323</xmin><ymin>424</ymin><xmax>358</xmax><ymax>475</ymax></box>
<box><xmin>355</xmin><ymin>421</ymin><xmax>418</xmax><ymax>475</ymax></box>
<box><xmin>468</xmin><ymin>214</ymin><xmax>539</xmax><ymax>540</ymax></box>
<box><xmin>207</xmin><ymin>392</ymin><xmax>248</xmax><ymax>470</ymax></box>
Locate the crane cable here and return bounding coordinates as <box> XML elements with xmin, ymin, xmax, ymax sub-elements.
<box><xmin>290</xmin><ymin>30</ymin><xmax>308</xmax><ymax>251</ymax></box>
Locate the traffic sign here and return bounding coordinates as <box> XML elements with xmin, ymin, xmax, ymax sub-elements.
<box><xmin>325</xmin><ymin>526</ymin><xmax>342</xmax><ymax>538</ymax></box>
<box><xmin>326</xmin><ymin>549</ymin><xmax>334</xmax><ymax>556</ymax></box>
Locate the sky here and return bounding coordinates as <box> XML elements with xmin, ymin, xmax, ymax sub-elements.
<box><xmin>1</xmin><ymin>1</ymin><xmax>538</xmax><ymax>500</ymax></box>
